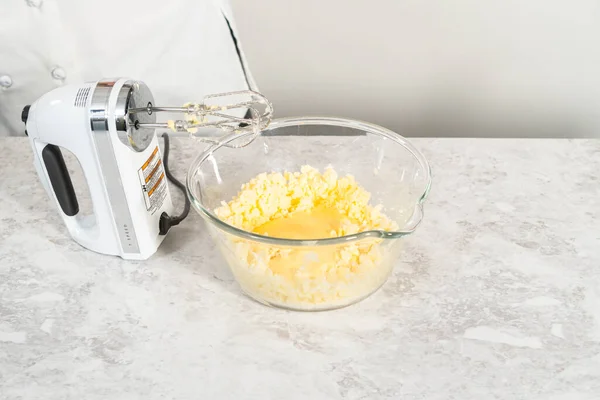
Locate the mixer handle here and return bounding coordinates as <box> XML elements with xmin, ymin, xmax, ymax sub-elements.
<box><xmin>22</xmin><ymin>104</ymin><xmax>79</xmax><ymax>217</ymax></box>
<box><xmin>40</xmin><ymin>144</ymin><xmax>79</xmax><ymax>217</ymax></box>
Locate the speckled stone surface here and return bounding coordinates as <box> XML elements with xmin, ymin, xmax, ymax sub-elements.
<box><xmin>1</xmin><ymin>137</ymin><xmax>599</xmax><ymax>400</ymax></box>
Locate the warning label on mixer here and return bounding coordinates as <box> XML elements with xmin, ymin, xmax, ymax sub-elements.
<box><xmin>138</xmin><ymin>146</ymin><xmax>167</xmax><ymax>214</ymax></box>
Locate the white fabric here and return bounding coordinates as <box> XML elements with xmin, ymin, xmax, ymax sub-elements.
<box><xmin>0</xmin><ymin>0</ymin><xmax>255</xmax><ymax>136</ymax></box>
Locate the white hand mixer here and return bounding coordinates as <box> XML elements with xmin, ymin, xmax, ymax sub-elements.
<box><xmin>22</xmin><ymin>78</ymin><xmax>273</xmax><ymax>260</ymax></box>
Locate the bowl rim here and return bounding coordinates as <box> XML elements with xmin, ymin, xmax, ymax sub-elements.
<box><xmin>185</xmin><ymin>116</ymin><xmax>432</xmax><ymax>246</ymax></box>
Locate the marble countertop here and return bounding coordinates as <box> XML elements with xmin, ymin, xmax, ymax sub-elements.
<box><xmin>1</xmin><ymin>137</ymin><xmax>599</xmax><ymax>400</ymax></box>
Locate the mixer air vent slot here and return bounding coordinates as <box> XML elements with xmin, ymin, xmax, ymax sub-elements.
<box><xmin>74</xmin><ymin>87</ymin><xmax>91</xmax><ymax>107</ymax></box>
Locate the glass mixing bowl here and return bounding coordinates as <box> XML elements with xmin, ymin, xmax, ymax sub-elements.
<box><xmin>186</xmin><ymin>117</ymin><xmax>431</xmax><ymax>311</ymax></box>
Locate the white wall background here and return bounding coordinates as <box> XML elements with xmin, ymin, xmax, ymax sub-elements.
<box><xmin>231</xmin><ymin>0</ymin><xmax>600</xmax><ymax>137</ymax></box>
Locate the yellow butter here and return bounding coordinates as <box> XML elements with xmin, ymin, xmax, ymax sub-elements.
<box><xmin>214</xmin><ymin>166</ymin><xmax>399</xmax><ymax>309</ymax></box>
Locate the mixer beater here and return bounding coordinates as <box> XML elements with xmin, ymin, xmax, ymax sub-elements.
<box><xmin>129</xmin><ymin>89</ymin><xmax>273</xmax><ymax>147</ymax></box>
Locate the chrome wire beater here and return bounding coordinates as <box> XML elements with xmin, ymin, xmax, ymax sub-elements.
<box><xmin>128</xmin><ymin>90</ymin><xmax>273</xmax><ymax>148</ymax></box>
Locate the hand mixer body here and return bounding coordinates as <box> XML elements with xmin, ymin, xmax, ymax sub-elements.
<box><xmin>24</xmin><ymin>78</ymin><xmax>174</xmax><ymax>260</ymax></box>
